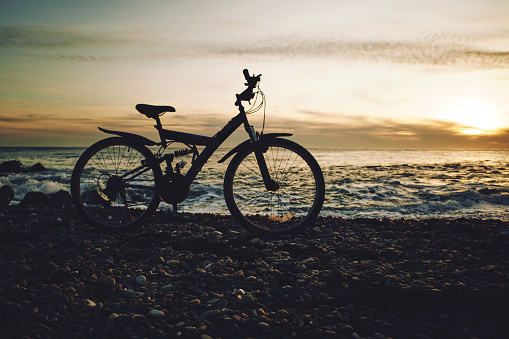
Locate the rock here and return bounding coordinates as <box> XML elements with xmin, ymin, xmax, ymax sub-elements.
<box><xmin>211</xmin><ymin>231</ymin><xmax>223</xmax><ymax>238</ymax></box>
<box><xmin>0</xmin><ymin>160</ymin><xmax>25</xmax><ymax>173</ymax></box>
<box><xmin>233</xmin><ymin>270</ymin><xmax>245</xmax><ymax>280</ymax></box>
<box><xmin>160</xmin><ymin>284</ymin><xmax>173</xmax><ymax>292</ymax></box>
<box><xmin>0</xmin><ymin>210</ymin><xmax>508</xmax><ymax>338</ymax></box>
<box><xmin>84</xmin><ymin>299</ymin><xmax>96</xmax><ymax>309</ymax></box>
<box><xmin>317</xmin><ymin>304</ymin><xmax>331</xmax><ymax>315</ymax></box>
<box><xmin>478</xmin><ymin>188</ymin><xmax>501</xmax><ymax>195</ymax></box>
<box><xmin>148</xmin><ymin>310</ymin><xmax>165</xmax><ymax>318</ymax></box>
<box><xmin>385</xmin><ymin>279</ymin><xmax>394</xmax><ymax>287</ymax></box>
<box><xmin>258</xmin><ymin>322</ymin><xmax>270</xmax><ymax>329</ymax></box>
<box><xmin>136</xmin><ymin>275</ymin><xmax>147</xmax><ymax>285</ymax></box>
<box><xmin>108</xmin><ymin>313</ymin><xmax>119</xmax><ymax>320</ymax></box>
<box><xmin>43</xmin><ymin>262</ymin><xmax>59</xmax><ymax>273</ymax></box>
<box><xmin>245</xmin><ymin>275</ymin><xmax>257</xmax><ymax>282</ymax></box>
<box><xmin>0</xmin><ymin>185</ymin><xmax>14</xmax><ymax>208</ymax></box>
<box><xmin>0</xmin><ymin>161</ymin><xmax>47</xmax><ymax>173</ymax></box>
<box><xmin>202</xmin><ymin>309</ymin><xmax>221</xmax><ymax>321</ymax></box>
<box><xmin>20</xmin><ymin>192</ymin><xmax>50</xmax><ymax>207</ymax></box>
<box><xmin>28</xmin><ymin>163</ymin><xmax>48</xmax><ymax>172</ymax></box>
<box><xmin>239</xmin><ymin>293</ymin><xmax>255</xmax><ymax>308</ymax></box>
<box><xmin>189</xmin><ymin>299</ymin><xmax>201</xmax><ymax>307</ymax></box>
<box><xmin>50</xmin><ymin>190</ymin><xmax>72</xmax><ymax>208</ymax></box>
<box><xmin>180</xmin><ymin>261</ymin><xmax>195</xmax><ymax>273</ymax></box>
<box><xmin>13</xmin><ymin>263</ymin><xmax>31</xmax><ymax>275</ymax></box>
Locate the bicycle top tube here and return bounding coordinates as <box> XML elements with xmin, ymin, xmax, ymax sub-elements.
<box><xmin>158</xmin><ymin>129</ymin><xmax>213</xmax><ymax>146</ymax></box>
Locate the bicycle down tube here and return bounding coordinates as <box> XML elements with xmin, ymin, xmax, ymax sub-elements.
<box><xmin>175</xmin><ymin>104</ymin><xmax>273</xmax><ymax>190</ymax></box>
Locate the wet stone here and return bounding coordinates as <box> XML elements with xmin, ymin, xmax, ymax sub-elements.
<box><xmin>202</xmin><ymin>309</ymin><xmax>221</xmax><ymax>321</ymax></box>
<box><xmin>136</xmin><ymin>275</ymin><xmax>147</xmax><ymax>286</ymax></box>
<box><xmin>43</xmin><ymin>262</ymin><xmax>59</xmax><ymax>273</ymax></box>
<box><xmin>148</xmin><ymin>309</ymin><xmax>165</xmax><ymax>318</ymax></box>
<box><xmin>84</xmin><ymin>299</ymin><xmax>96</xmax><ymax>309</ymax></box>
<box><xmin>13</xmin><ymin>263</ymin><xmax>31</xmax><ymax>275</ymax></box>
<box><xmin>0</xmin><ymin>207</ymin><xmax>508</xmax><ymax>338</ymax></box>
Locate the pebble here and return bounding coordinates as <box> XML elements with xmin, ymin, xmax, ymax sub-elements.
<box><xmin>211</xmin><ymin>231</ymin><xmax>223</xmax><ymax>238</ymax></box>
<box><xmin>43</xmin><ymin>262</ymin><xmax>59</xmax><ymax>273</ymax></box>
<box><xmin>13</xmin><ymin>263</ymin><xmax>31</xmax><ymax>275</ymax></box>
<box><xmin>84</xmin><ymin>299</ymin><xmax>96</xmax><ymax>309</ymax></box>
<box><xmin>0</xmin><ymin>206</ymin><xmax>507</xmax><ymax>338</ymax></box>
<box><xmin>202</xmin><ymin>309</ymin><xmax>221</xmax><ymax>321</ymax></box>
<box><xmin>160</xmin><ymin>284</ymin><xmax>173</xmax><ymax>292</ymax></box>
<box><xmin>148</xmin><ymin>309</ymin><xmax>165</xmax><ymax>318</ymax></box>
<box><xmin>189</xmin><ymin>299</ymin><xmax>201</xmax><ymax>306</ymax></box>
<box><xmin>136</xmin><ymin>275</ymin><xmax>147</xmax><ymax>285</ymax></box>
<box><xmin>258</xmin><ymin>322</ymin><xmax>270</xmax><ymax>329</ymax></box>
<box><xmin>245</xmin><ymin>275</ymin><xmax>257</xmax><ymax>282</ymax></box>
<box><xmin>108</xmin><ymin>313</ymin><xmax>119</xmax><ymax>320</ymax></box>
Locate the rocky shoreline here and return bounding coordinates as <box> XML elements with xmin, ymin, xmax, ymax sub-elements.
<box><xmin>1</xmin><ymin>205</ymin><xmax>508</xmax><ymax>338</ymax></box>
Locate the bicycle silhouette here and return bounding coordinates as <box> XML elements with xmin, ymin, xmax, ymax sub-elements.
<box><xmin>71</xmin><ymin>69</ymin><xmax>325</xmax><ymax>237</ymax></box>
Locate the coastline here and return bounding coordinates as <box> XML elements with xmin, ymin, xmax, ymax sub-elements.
<box><xmin>1</xmin><ymin>206</ymin><xmax>508</xmax><ymax>338</ymax></box>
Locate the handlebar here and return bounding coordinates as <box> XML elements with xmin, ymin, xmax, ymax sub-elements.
<box><xmin>235</xmin><ymin>69</ymin><xmax>261</xmax><ymax>106</ymax></box>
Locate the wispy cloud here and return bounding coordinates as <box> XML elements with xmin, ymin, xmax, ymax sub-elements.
<box><xmin>1</xmin><ymin>26</ymin><xmax>107</xmax><ymax>48</ymax></box>
<box><xmin>2</xmin><ymin>25</ymin><xmax>508</xmax><ymax>70</ymax></box>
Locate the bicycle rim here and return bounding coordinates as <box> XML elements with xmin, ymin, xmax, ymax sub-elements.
<box><xmin>72</xmin><ymin>139</ymin><xmax>160</xmax><ymax>230</ymax></box>
<box><xmin>225</xmin><ymin>139</ymin><xmax>324</xmax><ymax>236</ymax></box>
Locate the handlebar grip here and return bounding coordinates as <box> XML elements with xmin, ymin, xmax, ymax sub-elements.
<box><xmin>243</xmin><ymin>69</ymin><xmax>250</xmax><ymax>81</ymax></box>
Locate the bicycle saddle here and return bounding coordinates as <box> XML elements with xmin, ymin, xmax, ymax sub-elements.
<box><xmin>136</xmin><ymin>104</ymin><xmax>175</xmax><ymax>118</ymax></box>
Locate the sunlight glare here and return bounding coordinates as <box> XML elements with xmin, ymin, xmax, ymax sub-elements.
<box><xmin>444</xmin><ymin>100</ymin><xmax>501</xmax><ymax>135</ymax></box>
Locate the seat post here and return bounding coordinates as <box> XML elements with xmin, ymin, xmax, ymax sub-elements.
<box><xmin>154</xmin><ymin>115</ymin><xmax>167</xmax><ymax>148</ymax></box>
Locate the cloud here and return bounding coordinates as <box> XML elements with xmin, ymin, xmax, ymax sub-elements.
<box><xmin>2</xmin><ymin>25</ymin><xmax>508</xmax><ymax>70</ymax></box>
<box><xmin>261</xmin><ymin>111</ymin><xmax>509</xmax><ymax>148</ymax></box>
<box><xmin>0</xmin><ymin>25</ymin><xmax>117</xmax><ymax>48</ymax></box>
<box><xmin>0</xmin><ymin>113</ymin><xmax>94</xmax><ymax>124</ymax></box>
<box><xmin>210</xmin><ymin>35</ymin><xmax>509</xmax><ymax>69</ymax></box>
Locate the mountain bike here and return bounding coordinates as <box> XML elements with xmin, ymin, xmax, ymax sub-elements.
<box><xmin>71</xmin><ymin>69</ymin><xmax>325</xmax><ymax>237</ymax></box>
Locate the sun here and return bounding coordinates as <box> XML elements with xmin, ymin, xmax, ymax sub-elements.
<box><xmin>444</xmin><ymin>100</ymin><xmax>501</xmax><ymax>135</ymax></box>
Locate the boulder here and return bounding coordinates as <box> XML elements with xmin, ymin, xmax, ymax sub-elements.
<box><xmin>0</xmin><ymin>185</ymin><xmax>15</xmax><ymax>208</ymax></box>
<box><xmin>0</xmin><ymin>160</ymin><xmax>26</xmax><ymax>173</ymax></box>
<box><xmin>50</xmin><ymin>190</ymin><xmax>73</xmax><ymax>208</ymax></box>
<box><xmin>20</xmin><ymin>192</ymin><xmax>50</xmax><ymax>207</ymax></box>
<box><xmin>28</xmin><ymin>163</ymin><xmax>48</xmax><ymax>172</ymax></box>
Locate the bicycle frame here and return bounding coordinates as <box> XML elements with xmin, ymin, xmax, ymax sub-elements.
<box><xmin>160</xmin><ymin>103</ymin><xmax>288</xmax><ymax>190</ymax></box>
<box><xmin>100</xmin><ymin>102</ymin><xmax>291</xmax><ymax>195</ymax></box>
<box><xmin>175</xmin><ymin>104</ymin><xmax>250</xmax><ymax>188</ymax></box>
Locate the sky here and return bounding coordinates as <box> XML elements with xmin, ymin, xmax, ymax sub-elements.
<box><xmin>1</xmin><ymin>0</ymin><xmax>509</xmax><ymax>149</ymax></box>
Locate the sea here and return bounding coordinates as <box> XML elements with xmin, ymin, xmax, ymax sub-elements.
<box><xmin>2</xmin><ymin>147</ymin><xmax>509</xmax><ymax>220</ymax></box>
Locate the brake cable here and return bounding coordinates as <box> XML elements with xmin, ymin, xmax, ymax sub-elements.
<box><xmin>245</xmin><ymin>84</ymin><xmax>267</xmax><ymax>135</ymax></box>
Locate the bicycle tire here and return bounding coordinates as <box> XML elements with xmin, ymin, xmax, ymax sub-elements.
<box><xmin>71</xmin><ymin>137</ymin><xmax>162</xmax><ymax>231</ymax></box>
<box><xmin>224</xmin><ymin>138</ymin><xmax>325</xmax><ymax>237</ymax></box>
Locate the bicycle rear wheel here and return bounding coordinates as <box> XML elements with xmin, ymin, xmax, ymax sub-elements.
<box><xmin>71</xmin><ymin>137</ymin><xmax>162</xmax><ymax>231</ymax></box>
<box><xmin>224</xmin><ymin>138</ymin><xmax>325</xmax><ymax>237</ymax></box>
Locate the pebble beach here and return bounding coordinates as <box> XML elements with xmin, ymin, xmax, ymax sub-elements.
<box><xmin>1</xmin><ymin>205</ymin><xmax>508</xmax><ymax>338</ymax></box>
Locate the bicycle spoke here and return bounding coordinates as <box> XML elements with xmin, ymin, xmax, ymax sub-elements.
<box><xmin>72</xmin><ymin>139</ymin><xmax>160</xmax><ymax>230</ymax></box>
<box><xmin>226</xmin><ymin>139</ymin><xmax>324</xmax><ymax>235</ymax></box>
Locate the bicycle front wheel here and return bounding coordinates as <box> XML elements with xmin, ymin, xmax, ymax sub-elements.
<box><xmin>71</xmin><ymin>137</ymin><xmax>162</xmax><ymax>231</ymax></box>
<box><xmin>224</xmin><ymin>138</ymin><xmax>325</xmax><ymax>237</ymax></box>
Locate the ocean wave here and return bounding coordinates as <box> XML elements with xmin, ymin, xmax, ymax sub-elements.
<box><xmin>2</xmin><ymin>148</ymin><xmax>509</xmax><ymax>219</ymax></box>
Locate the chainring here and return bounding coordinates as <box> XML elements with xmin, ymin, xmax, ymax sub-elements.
<box><xmin>160</xmin><ymin>173</ymin><xmax>190</xmax><ymax>205</ymax></box>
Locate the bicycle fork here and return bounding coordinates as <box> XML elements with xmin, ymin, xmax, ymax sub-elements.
<box><xmin>245</xmin><ymin>123</ymin><xmax>279</xmax><ymax>192</ymax></box>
